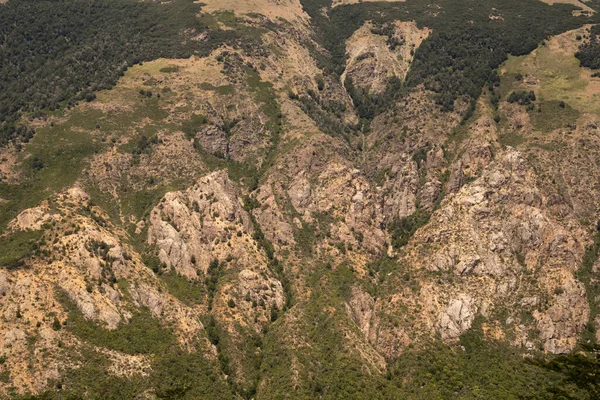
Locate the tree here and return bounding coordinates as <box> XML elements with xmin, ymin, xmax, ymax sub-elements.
<box><xmin>31</xmin><ymin>157</ymin><xmax>44</xmax><ymax>171</ymax></box>
<box><xmin>270</xmin><ymin>306</ymin><xmax>279</xmax><ymax>322</ymax></box>
<box><xmin>52</xmin><ymin>317</ymin><xmax>62</xmax><ymax>331</ymax></box>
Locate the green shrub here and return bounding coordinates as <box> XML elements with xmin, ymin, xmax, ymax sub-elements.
<box><xmin>388</xmin><ymin>209</ymin><xmax>430</xmax><ymax>250</ymax></box>
<box><xmin>507</xmin><ymin>90</ymin><xmax>536</xmax><ymax>106</ymax></box>
<box><xmin>52</xmin><ymin>317</ymin><xmax>61</xmax><ymax>331</ymax></box>
<box><xmin>162</xmin><ymin>271</ymin><xmax>205</xmax><ymax>306</ymax></box>
<box><xmin>59</xmin><ymin>292</ymin><xmax>176</xmax><ymax>355</ymax></box>
<box><xmin>0</xmin><ymin>230</ymin><xmax>42</xmax><ymax>270</ymax></box>
<box><xmin>180</xmin><ymin>114</ymin><xmax>209</xmax><ymax>139</ymax></box>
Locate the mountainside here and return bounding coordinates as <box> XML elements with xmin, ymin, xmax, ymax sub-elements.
<box><xmin>2</xmin><ymin>0</ymin><xmax>600</xmax><ymax>398</ymax></box>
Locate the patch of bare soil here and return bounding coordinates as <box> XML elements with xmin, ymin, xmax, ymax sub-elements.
<box><xmin>0</xmin><ymin>144</ymin><xmax>21</xmax><ymax>184</ymax></box>
<box><xmin>199</xmin><ymin>0</ymin><xmax>309</xmax><ymax>22</ymax></box>
<box><xmin>538</xmin><ymin>0</ymin><xmax>595</xmax><ymax>16</ymax></box>
<box><xmin>332</xmin><ymin>0</ymin><xmax>405</xmax><ymax>7</ymax></box>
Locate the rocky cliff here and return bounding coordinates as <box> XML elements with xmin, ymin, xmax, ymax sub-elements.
<box><xmin>1</xmin><ymin>0</ymin><xmax>599</xmax><ymax>398</ymax></box>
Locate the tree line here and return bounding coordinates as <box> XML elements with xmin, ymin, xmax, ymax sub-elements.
<box><xmin>0</xmin><ymin>0</ymin><xmax>246</xmax><ymax>147</ymax></box>
<box><xmin>300</xmin><ymin>0</ymin><xmax>592</xmax><ymax>120</ymax></box>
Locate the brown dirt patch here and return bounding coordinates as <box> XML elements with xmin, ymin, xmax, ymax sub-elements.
<box><xmin>332</xmin><ymin>0</ymin><xmax>405</xmax><ymax>7</ymax></box>
<box><xmin>199</xmin><ymin>0</ymin><xmax>309</xmax><ymax>22</ymax></box>
<box><xmin>538</xmin><ymin>0</ymin><xmax>595</xmax><ymax>16</ymax></box>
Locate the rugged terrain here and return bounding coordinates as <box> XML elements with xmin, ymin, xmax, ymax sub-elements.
<box><xmin>1</xmin><ymin>0</ymin><xmax>600</xmax><ymax>398</ymax></box>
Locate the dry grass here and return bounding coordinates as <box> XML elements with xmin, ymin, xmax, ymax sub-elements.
<box><xmin>332</xmin><ymin>0</ymin><xmax>405</xmax><ymax>7</ymax></box>
<box><xmin>538</xmin><ymin>0</ymin><xmax>595</xmax><ymax>16</ymax></box>
<box><xmin>501</xmin><ymin>25</ymin><xmax>600</xmax><ymax>116</ymax></box>
<box><xmin>199</xmin><ymin>0</ymin><xmax>309</xmax><ymax>22</ymax></box>
<box><xmin>0</xmin><ymin>144</ymin><xmax>21</xmax><ymax>184</ymax></box>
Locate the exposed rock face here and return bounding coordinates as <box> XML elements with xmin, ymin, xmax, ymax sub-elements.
<box><xmin>88</xmin><ymin>130</ymin><xmax>207</xmax><ymax>208</ymax></box>
<box><xmin>380</xmin><ymin>159</ymin><xmax>419</xmax><ymax>220</ymax></box>
<box><xmin>3</xmin><ymin>10</ymin><xmax>600</xmax><ymax>397</ymax></box>
<box><xmin>535</xmin><ymin>279</ymin><xmax>589</xmax><ymax>353</ymax></box>
<box><xmin>250</xmin><ymin>133</ymin><xmax>392</xmax><ymax>269</ymax></box>
<box><xmin>0</xmin><ymin>187</ymin><xmax>212</xmax><ymax>394</ymax></box>
<box><xmin>195</xmin><ymin>125</ymin><xmax>228</xmax><ymax>157</ymax></box>
<box><xmin>7</xmin><ymin>205</ymin><xmax>56</xmax><ymax>231</ymax></box>
<box><xmin>345</xmin><ymin>286</ymin><xmax>376</xmax><ymax>339</ymax></box>
<box><xmin>342</xmin><ymin>21</ymin><xmax>430</xmax><ymax>94</ymax></box>
<box><xmin>385</xmin><ymin>148</ymin><xmax>591</xmax><ymax>353</ymax></box>
<box><xmin>147</xmin><ymin>169</ymin><xmax>285</xmax><ymax>389</ymax></box>
<box><xmin>253</xmin><ymin>183</ymin><xmax>297</xmax><ymax>249</ymax></box>
<box><xmin>419</xmin><ymin>180</ymin><xmax>442</xmax><ymax>213</ymax></box>
<box><xmin>148</xmin><ymin>170</ymin><xmax>256</xmax><ymax>279</ymax></box>
<box><xmin>409</xmin><ymin>149</ymin><xmax>585</xmax><ymax>277</ymax></box>
<box><xmin>345</xmin><ymin>286</ymin><xmax>411</xmax><ymax>359</ymax></box>
<box><xmin>446</xmin><ymin>160</ymin><xmax>464</xmax><ymax>194</ymax></box>
<box><xmin>436</xmin><ymin>295</ymin><xmax>477</xmax><ymax>340</ymax></box>
<box><xmin>231</xmin><ymin>268</ymin><xmax>286</xmax><ymax>328</ymax></box>
<box><xmin>286</xmin><ymin>160</ymin><xmax>388</xmax><ymax>255</ymax></box>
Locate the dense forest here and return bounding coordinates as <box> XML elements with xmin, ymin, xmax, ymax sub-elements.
<box><xmin>301</xmin><ymin>0</ymin><xmax>594</xmax><ymax>116</ymax></box>
<box><xmin>0</xmin><ymin>0</ymin><xmax>243</xmax><ymax>147</ymax></box>
<box><xmin>576</xmin><ymin>24</ymin><xmax>600</xmax><ymax>69</ymax></box>
<box><xmin>0</xmin><ymin>0</ymin><xmax>593</xmax><ymax>147</ymax></box>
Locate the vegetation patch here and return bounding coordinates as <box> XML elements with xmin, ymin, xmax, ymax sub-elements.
<box><xmin>243</xmin><ymin>65</ymin><xmax>284</xmax><ymax>173</ymax></box>
<box><xmin>386</xmin><ymin>323</ymin><xmax>590</xmax><ymax>399</ymax></box>
<box><xmin>300</xmin><ymin>0</ymin><xmax>588</xmax><ymax>123</ymax></box>
<box><xmin>507</xmin><ymin>90</ymin><xmax>536</xmax><ymax>106</ymax></box>
<box><xmin>0</xmin><ymin>0</ymin><xmax>207</xmax><ymax>146</ymax></box>
<box><xmin>59</xmin><ymin>292</ymin><xmax>177</xmax><ymax>355</ymax></box>
<box><xmin>199</xmin><ymin>82</ymin><xmax>236</xmax><ymax>95</ymax></box>
<box><xmin>529</xmin><ymin>100</ymin><xmax>580</xmax><ymax>133</ymax></box>
<box><xmin>502</xmin><ymin>41</ymin><xmax>600</xmax><ymax>115</ymax></box>
<box><xmin>576</xmin><ymin>223</ymin><xmax>600</xmax><ymax>345</ymax></box>
<box><xmin>162</xmin><ymin>271</ymin><xmax>206</xmax><ymax>306</ymax></box>
<box><xmin>576</xmin><ymin>24</ymin><xmax>600</xmax><ymax>69</ymax></box>
<box><xmin>159</xmin><ymin>65</ymin><xmax>181</xmax><ymax>73</ymax></box>
<box><xmin>498</xmin><ymin>130</ymin><xmax>527</xmax><ymax>148</ymax></box>
<box><xmin>0</xmin><ymin>230</ymin><xmax>42</xmax><ymax>270</ymax></box>
<box><xmin>0</xmin><ymin>110</ymin><xmax>103</xmax><ymax>229</ymax></box>
<box><xmin>388</xmin><ymin>208</ymin><xmax>430</xmax><ymax>250</ymax></box>
<box><xmin>181</xmin><ymin>113</ymin><xmax>209</xmax><ymax>139</ymax></box>
<box><xmin>0</xmin><ymin>0</ymin><xmax>271</xmax><ymax>148</ymax></box>
<box><xmin>17</xmin><ymin>342</ymin><xmax>233</xmax><ymax>399</ymax></box>
<box><xmin>245</xmin><ymin>66</ymin><xmax>281</xmax><ymax>134</ymax></box>
<box><xmin>152</xmin><ymin>350</ymin><xmax>234</xmax><ymax>399</ymax></box>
